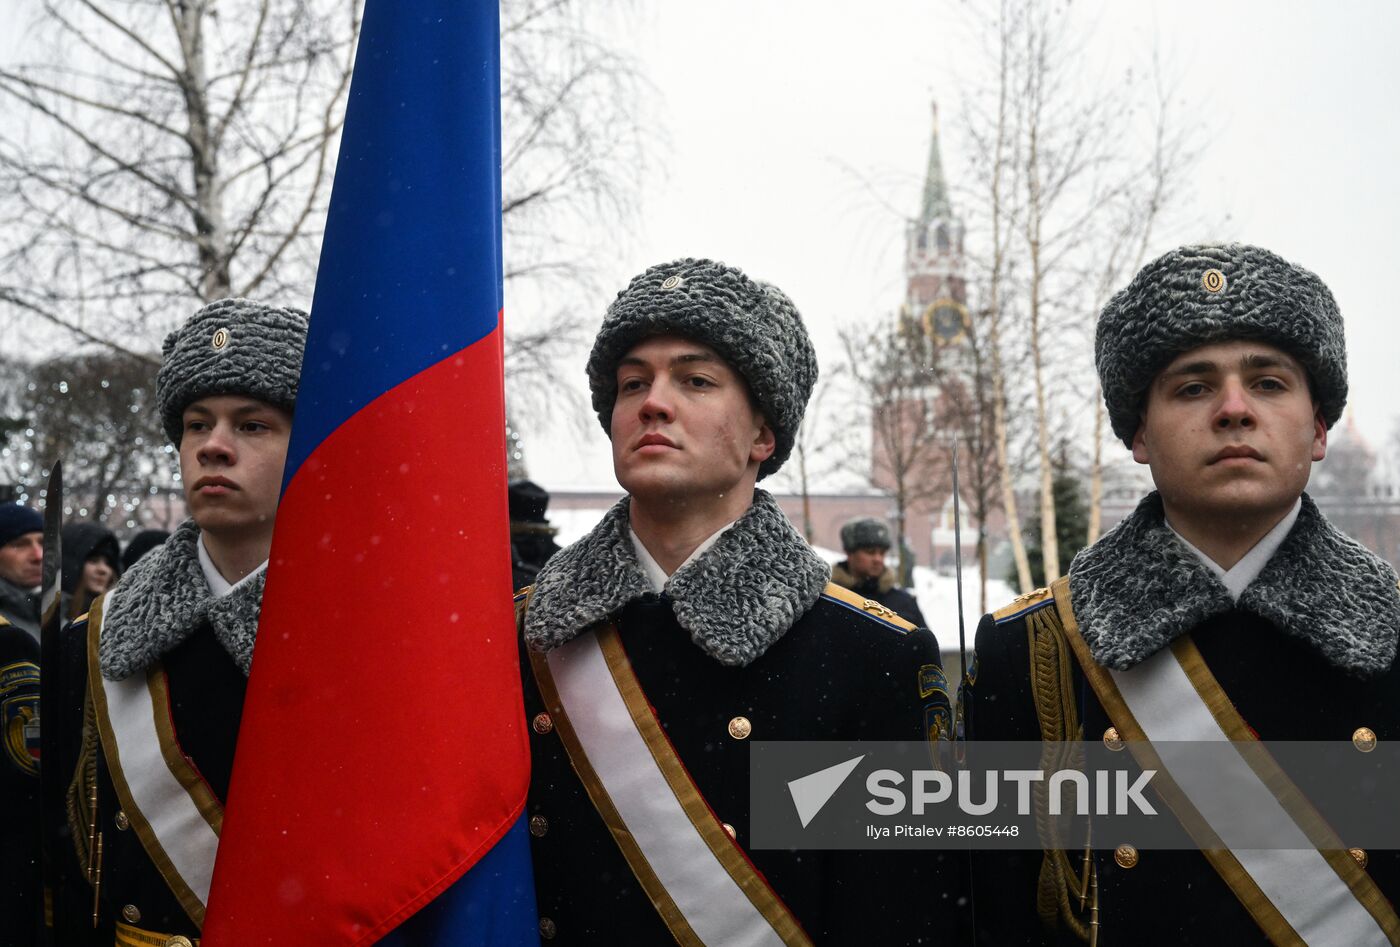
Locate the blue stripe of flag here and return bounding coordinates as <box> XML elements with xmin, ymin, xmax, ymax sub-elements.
<box><xmin>376</xmin><ymin>817</ymin><xmax>539</xmax><ymax>946</ymax></box>
<box><xmin>286</xmin><ymin>0</ymin><xmax>504</xmax><ymax>485</ymax></box>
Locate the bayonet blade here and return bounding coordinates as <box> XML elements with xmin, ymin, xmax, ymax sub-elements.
<box><xmin>40</xmin><ymin>461</ymin><xmax>62</xmax><ymax>632</ymax></box>
<box><xmin>39</xmin><ymin>460</ymin><xmax>63</xmax><ymax>947</ymax></box>
<box><xmin>949</xmin><ymin>438</ymin><xmax>968</xmax><ymax>678</ymax></box>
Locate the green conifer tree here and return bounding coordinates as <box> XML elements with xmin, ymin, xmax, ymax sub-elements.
<box><xmin>1012</xmin><ymin>448</ymin><xmax>1089</xmax><ymax>588</ymax></box>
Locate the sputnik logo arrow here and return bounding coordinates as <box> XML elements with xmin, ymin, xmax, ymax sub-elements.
<box><xmin>787</xmin><ymin>755</ymin><xmax>865</xmax><ymax>828</ymax></box>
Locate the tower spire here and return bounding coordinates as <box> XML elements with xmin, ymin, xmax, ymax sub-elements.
<box><xmin>920</xmin><ymin>101</ymin><xmax>953</xmax><ymax>225</ymax></box>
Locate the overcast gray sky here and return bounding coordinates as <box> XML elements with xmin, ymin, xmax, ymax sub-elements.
<box><xmin>515</xmin><ymin>0</ymin><xmax>1400</xmax><ymax>490</ymax></box>
<box><xmin>5</xmin><ymin>2</ymin><xmax>1394</xmax><ymax>491</ymax></box>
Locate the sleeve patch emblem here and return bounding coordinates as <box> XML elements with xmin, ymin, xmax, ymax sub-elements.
<box><xmin>924</xmin><ymin>703</ymin><xmax>951</xmax><ymax>743</ymax></box>
<box><xmin>1</xmin><ymin>661</ymin><xmax>41</xmax><ymax>777</ymax></box>
<box><xmin>918</xmin><ymin>663</ymin><xmax>948</xmax><ymax>699</ymax></box>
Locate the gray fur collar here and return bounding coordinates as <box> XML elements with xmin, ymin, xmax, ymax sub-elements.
<box><xmin>524</xmin><ymin>489</ymin><xmax>830</xmax><ymax>666</ymax></box>
<box><xmin>98</xmin><ymin>519</ymin><xmax>264</xmax><ymax>681</ymax></box>
<box><xmin>1070</xmin><ymin>492</ymin><xmax>1400</xmax><ymax>678</ymax></box>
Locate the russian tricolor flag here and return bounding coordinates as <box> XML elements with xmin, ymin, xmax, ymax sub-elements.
<box><xmin>203</xmin><ymin>2</ymin><xmax>535</xmax><ymax>943</ymax></box>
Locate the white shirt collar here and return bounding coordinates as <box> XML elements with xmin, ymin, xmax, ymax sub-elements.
<box><xmin>629</xmin><ymin>521</ymin><xmax>737</xmax><ymax>594</ymax></box>
<box><xmin>197</xmin><ymin>533</ymin><xmax>269</xmax><ymax>599</ymax></box>
<box><xmin>1167</xmin><ymin>498</ymin><xmax>1302</xmax><ymax>601</ymax></box>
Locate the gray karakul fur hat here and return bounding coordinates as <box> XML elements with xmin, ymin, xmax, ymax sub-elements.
<box><xmin>157</xmin><ymin>298</ymin><xmax>309</xmax><ymax>445</ymax></box>
<box><xmin>587</xmin><ymin>258</ymin><xmax>818</xmax><ymax>480</ymax></box>
<box><xmin>1097</xmin><ymin>243</ymin><xmax>1347</xmax><ymax>447</ymax></box>
<box><xmin>840</xmin><ymin>516</ymin><xmax>892</xmax><ymax>552</ymax></box>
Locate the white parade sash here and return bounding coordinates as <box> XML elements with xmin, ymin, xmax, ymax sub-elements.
<box><xmin>1050</xmin><ymin>576</ymin><xmax>1400</xmax><ymax>947</ymax></box>
<box><xmin>530</xmin><ymin>624</ymin><xmax>810</xmax><ymax>947</ymax></box>
<box><xmin>88</xmin><ymin>591</ymin><xmax>223</xmax><ymax>927</ymax></box>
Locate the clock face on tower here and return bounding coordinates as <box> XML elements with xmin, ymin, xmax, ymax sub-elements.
<box><xmin>922</xmin><ymin>299</ymin><xmax>969</xmax><ymax>345</ymax></box>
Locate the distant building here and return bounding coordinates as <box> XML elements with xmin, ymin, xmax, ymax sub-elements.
<box><xmin>866</xmin><ymin>101</ymin><xmax>999</xmax><ymax>576</ymax></box>
<box><xmin>865</xmin><ymin>105</ymin><xmax>1400</xmax><ymax>580</ymax></box>
<box><xmin>900</xmin><ymin>103</ymin><xmax>968</xmax><ymax>346</ymax></box>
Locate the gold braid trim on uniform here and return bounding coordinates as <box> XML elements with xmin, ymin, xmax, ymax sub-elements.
<box><xmin>65</xmin><ymin>678</ymin><xmax>100</xmax><ymax>876</ymax></box>
<box><xmin>1026</xmin><ymin>596</ymin><xmax>1092</xmax><ymax>943</ymax></box>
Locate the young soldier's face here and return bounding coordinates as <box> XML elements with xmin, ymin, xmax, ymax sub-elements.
<box><xmin>611</xmin><ymin>335</ymin><xmax>776</xmax><ymax>503</ymax></box>
<box><xmin>179</xmin><ymin>395</ymin><xmax>293</xmax><ymax>539</ymax></box>
<box><xmin>1133</xmin><ymin>339</ymin><xmax>1326</xmax><ymax>521</ymax></box>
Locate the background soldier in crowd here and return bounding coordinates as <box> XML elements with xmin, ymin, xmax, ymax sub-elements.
<box><xmin>1</xmin><ymin>502</ymin><xmax>43</xmax><ymax>943</ymax></box>
<box><xmin>516</xmin><ymin>258</ymin><xmax>957</xmax><ymax>944</ymax></box>
<box><xmin>60</xmin><ymin>521</ymin><xmax>122</xmax><ymax>621</ymax></box>
<box><xmin>831</xmin><ymin>515</ymin><xmax>930</xmax><ymax>629</ymax></box>
<box><xmin>509</xmin><ymin>478</ymin><xmax>562</xmax><ymax>591</ymax></box>
<box><xmin>120</xmin><ymin>529</ymin><xmax>170</xmax><ymax>572</ymax></box>
<box><xmin>0</xmin><ymin>503</ymin><xmax>43</xmax><ymax>639</ymax></box>
<box><xmin>45</xmin><ymin>299</ymin><xmax>307</xmax><ymax>945</ymax></box>
<box><xmin>961</xmin><ymin>244</ymin><xmax>1400</xmax><ymax>944</ymax></box>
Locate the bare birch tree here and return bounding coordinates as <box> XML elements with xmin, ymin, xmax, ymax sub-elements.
<box><xmin>498</xmin><ymin>0</ymin><xmax>652</xmax><ymax>426</ymax></box>
<box><xmin>1</xmin><ymin>0</ymin><xmax>653</xmax><ymax>442</ymax></box>
<box><xmin>500</xmin><ymin>0</ymin><xmax>649</xmax><ymax>292</ymax></box>
<box><xmin>0</xmin><ymin>0</ymin><xmax>361</xmax><ymax>350</ymax></box>
<box><xmin>1085</xmin><ymin>60</ymin><xmax>1198</xmax><ymax>543</ymax></box>
<box><xmin>781</xmin><ymin>373</ymin><xmax>842</xmax><ymax>543</ymax></box>
<box><xmin>27</xmin><ymin>350</ymin><xmax>171</xmax><ymax>524</ymax></box>
<box><xmin>0</xmin><ymin>355</ymin><xmax>34</xmax><ymax>499</ymax></box>
<box><xmin>1017</xmin><ymin>4</ymin><xmax>1138</xmax><ymax>583</ymax></box>
<box><xmin>961</xmin><ymin>0</ymin><xmax>1034</xmax><ymax>593</ymax></box>
<box><xmin>951</xmin><ymin>1</ymin><xmax>1202</xmax><ymax>588</ymax></box>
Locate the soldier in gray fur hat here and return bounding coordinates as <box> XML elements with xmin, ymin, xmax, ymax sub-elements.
<box><xmin>831</xmin><ymin>516</ymin><xmax>929</xmax><ymax>629</ymax></box>
<box><xmin>962</xmin><ymin>244</ymin><xmax>1400</xmax><ymax>945</ymax></box>
<box><xmin>517</xmin><ymin>258</ymin><xmax>960</xmax><ymax>942</ymax></box>
<box><xmin>46</xmin><ymin>298</ymin><xmax>308</xmax><ymax>944</ymax></box>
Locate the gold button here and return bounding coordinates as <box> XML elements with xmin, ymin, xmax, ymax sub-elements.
<box><xmin>165</xmin><ymin>937</ymin><xmax>195</xmax><ymax>947</ymax></box>
<box><xmin>1353</xmin><ymin>727</ymin><xmax>1378</xmax><ymax>752</ymax></box>
<box><xmin>1201</xmin><ymin>269</ymin><xmax>1226</xmax><ymax>293</ymax></box>
<box><xmin>727</xmin><ymin>716</ymin><xmax>752</xmax><ymax>740</ymax></box>
<box><xmin>1103</xmin><ymin>727</ymin><xmax>1125</xmax><ymax>751</ymax></box>
<box><xmin>722</xmin><ymin>822</ymin><xmax>737</xmax><ymax>840</ymax></box>
<box><xmin>122</xmin><ymin>903</ymin><xmax>141</xmax><ymax>923</ymax></box>
<box><xmin>531</xmin><ymin>712</ymin><xmax>554</xmax><ymax>735</ymax></box>
<box><xmin>1349</xmin><ymin>847</ymin><xmax>1369</xmax><ymax>869</ymax></box>
<box><xmin>114</xmin><ymin>810</ymin><xmax>130</xmax><ymax>831</ymax></box>
<box><xmin>539</xmin><ymin>917</ymin><xmax>557</xmax><ymax>940</ymax></box>
<box><xmin>1113</xmin><ymin>844</ymin><xmax>1139</xmax><ymax>869</ymax></box>
<box><xmin>528</xmin><ymin>815</ymin><xmax>549</xmax><ymax>838</ymax></box>
<box><xmin>211</xmin><ymin>327</ymin><xmax>230</xmax><ymax>349</ymax></box>
<box><xmin>660</xmin><ymin>275</ymin><xmax>683</xmax><ymax>290</ymax></box>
